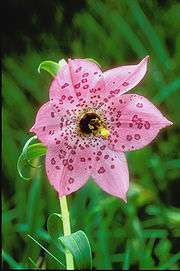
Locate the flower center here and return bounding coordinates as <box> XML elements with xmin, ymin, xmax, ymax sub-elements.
<box><xmin>79</xmin><ymin>112</ymin><xmax>109</xmax><ymax>139</ymax></box>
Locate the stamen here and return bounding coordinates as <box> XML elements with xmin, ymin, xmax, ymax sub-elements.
<box><xmin>78</xmin><ymin>111</ymin><xmax>109</xmax><ymax>139</ymax></box>
<box><xmin>99</xmin><ymin>127</ymin><xmax>110</xmax><ymax>139</ymax></box>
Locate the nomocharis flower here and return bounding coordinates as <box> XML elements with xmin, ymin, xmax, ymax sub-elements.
<box><xmin>30</xmin><ymin>57</ymin><xmax>172</xmax><ymax>201</ymax></box>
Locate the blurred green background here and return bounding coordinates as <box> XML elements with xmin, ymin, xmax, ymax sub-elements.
<box><xmin>2</xmin><ymin>0</ymin><xmax>180</xmax><ymax>269</ymax></box>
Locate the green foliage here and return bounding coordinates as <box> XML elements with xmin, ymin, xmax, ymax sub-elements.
<box><xmin>2</xmin><ymin>0</ymin><xmax>180</xmax><ymax>269</ymax></box>
<box><xmin>47</xmin><ymin>213</ymin><xmax>63</xmax><ymax>241</ymax></box>
<box><xmin>17</xmin><ymin>136</ymin><xmax>47</xmax><ymax>180</ymax></box>
<box><xmin>38</xmin><ymin>60</ymin><xmax>61</xmax><ymax>77</ymax></box>
<box><xmin>47</xmin><ymin>213</ymin><xmax>92</xmax><ymax>269</ymax></box>
<box><xmin>59</xmin><ymin>231</ymin><xmax>92</xmax><ymax>269</ymax></box>
<box><xmin>27</xmin><ymin>234</ymin><xmax>65</xmax><ymax>268</ymax></box>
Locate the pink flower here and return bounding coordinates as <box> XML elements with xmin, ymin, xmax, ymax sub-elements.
<box><xmin>30</xmin><ymin>56</ymin><xmax>172</xmax><ymax>201</ymax></box>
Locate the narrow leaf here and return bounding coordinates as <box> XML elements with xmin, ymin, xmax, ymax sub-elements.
<box><xmin>27</xmin><ymin>234</ymin><xmax>65</xmax><ymax>268</ymax></box>
<box><xmin>123</xmin><ymin>242</ymin><xmax>130</xmax><ymax>270</ymax></box>
<box><xmin>28</xmin><ymin>257</ymin><xmax>40</xmax><ymax>269</ymax></box>
<box><xmin>17</xmin><ymin>136</ymin><xmax>47</xmax><ymax>180</ymax></box>
<box><xmin>2</xmin><ymin>250</ymin><xmax>25</xmax><ymax>269</ymax></box>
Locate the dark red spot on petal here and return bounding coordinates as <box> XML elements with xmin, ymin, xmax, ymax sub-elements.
<box><xmin>126</xmin><ymin>135</ymin><xmax>132</xmax><ymax>141</ymax></box>
<box><xmin>100</xmin><ymin>145</ymin><xmax>106</xmax><ymax>150</ymax></box>
<box><xmin>69</xmin><ymin>177</ymin><xmax>74</xmax><ymax>184</ymax></box>
<box><xmin>74</xmin><ymin>83</ymin><xmax>80</xmax><ymax>89</ymax></box>
<box><xmin>134</xmin><ymin>134</ymin><xmax>141</xmax><ymax>140</ymax></box>
<box><xmin>82</xmin><ymin>78</ymin><xmax>87</xmax><ymax>83</ymax></box>
<box><xmin>82</xmin><ymin>73</ymin><xmax>89</xmax><ymax>77</ymax></box>
<box><xmin>144</xmin><ymin>121</ymin><xmax>150</xmax><ymax>129</ymax></box>
<box><xmin>75</xmin><ymin>67</ymin><xmax>82</xmax><ymax>73</ymax></box>
<box><xmin>117</xmin><ymin>122</ymin><xmax>121</xmax><ymax>127</ymax></box>
<box><xmin>56</xmin><ymin>140</ymin><xmax>60</xmax><ymax>145</ymax></box>
<box><xmin>68</xmin><ymin>165</ymin><xmax>73</xmax><ymax>171</ymax></box>
<box><xmin>122</xmin><ymin>82</ymin><xmax>129</xmax><ymax>86</ymax></box>
<box><xmin>137</xmin><ymin>123</ymin><xmax>143</xmax><ymax>129</ymax></box>
<box><xmin>61</xmin><ymin>83</ymin><xmax>69</xmax><ymax>89</ymax></box>
<box><xmin>83</xmin><ymin>85</ymin><xmax>89</xmax><ymax>89</ymax></box>
<box><xmin>80</xmin><ymin>157</ymin><xmax>85</xmax><ymax>162</ymax></box>
<box><xmin>132</xmin><ymin>115</ymin><xmax>138</xmax><ymax>122</ymax></box>
<box><xmin>51</xmin><ymin>158</ymin><xmax>56</xmax><ymax>165</ymax></box>
<box><xmin>98</xmin><ymin>167</ymin><xmax>106</xmax><ymax>174</ymax></box>
<box><xmin>63</xmin><ymin>159</ymin><xmax>68</xmax><ymax>166</ymax></box>
<box><xmin>117</xmin><ymin>111</ymin><xmax>121</xmax><ymax>118</ymax></box>
<box><xmin>136</xmin><ymin>103</ymin><xmax>143</xmax><ymax>108</ymax></box>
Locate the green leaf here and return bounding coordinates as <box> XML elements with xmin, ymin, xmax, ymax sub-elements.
<box><xmin>17</xmin><ymin>136</ymin><xmax>47</xmax><ymax>180</ymax></box>
<box><xmin>47</xmin><ymin>213</ymin><xmax>92</xmax><ymax>269</ymax></box>
<box><xmin>86</xmin><ymin>58</ymin><xmax>101</xmax><ymax>67</ymax></box>
<box><xmin>27</xmin><ymin>234</ymin><xmax>65</xmax><ymax>268</ymax></box>
<box><xmin>47</xmin><ymin>213</ymin><xmax>63</xmax><ymax>241</ymax></box>
<box><xmin>154</xmin><ymin>78</ymin><xmax>180</xmax><ymax>104</ymax></box>
<box><xmin>38</xmin><ymin>60</ymin><xmax>61</xmax><ymax>77</ymax></box>
<box><xmin>26</xmin><ymin>143</ymin><xmax>47</xmax><ymax>164</ymax></box>
<box><xmin>59</xmin><ymin>230</ymin><xmax>92</xmax><ymax>269</ymax></box>
<box><xmin>158</xmin><ymin>252</ymin><xmax>180</xmax><ymax>270</ymax></box>
<box><xmin>2</xmin><ymin>250</ymin><xmax>25</xmax><ymax>269</ymax></box>
<box><xmin>123</xmin><ymin>242</ymin><xmax>130</xmax><ymax>270</ymax></box>
<box><xmin>28</xmin><ymin>257</ymin><xmax>40</xmax><ymax>269</ymax></box>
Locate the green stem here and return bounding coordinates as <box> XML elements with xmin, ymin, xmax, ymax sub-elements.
<box><xmin>59</xmin><ymin>196</ymin><xmax>74</xmax><ymax>270</ymax></box>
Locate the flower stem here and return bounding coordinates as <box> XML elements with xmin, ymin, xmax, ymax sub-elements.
<box><xmin>59</xmin><ymin>196</ymin><xmax>74</xmax><ymax>270</ymax></box>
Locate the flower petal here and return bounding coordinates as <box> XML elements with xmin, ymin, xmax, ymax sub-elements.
<box><xmin>45</xmin><ymin>143</ymin><xmax>94</xmax><ymax>196</ymax></box>
<box><xmin>106</xmin><ymin>94</ymin><xmax>172</xmax><ymax>152</ymax></box>
<box><xmin>103</xmin><ymin>56</ymin><xmax>149</xmax><ymax>97</ymax></box>
<box><xmin>30</xmin><ymin>101</ymin><xmax>76</xmax><ymax>147</ymax></box>
<box><xmin>49</xmin><ymin>61</ymin><xmax>78</xmax><ymax>106</ymax></box>
<box><xmin>68</xmin><ymin>58</ymin><xmax>105</xmax><ymax>102</ymax></box>
<box><xmin>92</xmin><ymin>148</ymin><xmax>129</xmax><ymax>201</ymax></box>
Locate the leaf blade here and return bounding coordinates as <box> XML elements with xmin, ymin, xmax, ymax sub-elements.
<box><xmin>17</xmin><ymin>137</ymin><xmax>47</xmax><ymax>180</ymax></box>
<box><xmin>38</xmin><ymin>60</ymin><xmax>61</xmax><ymax>77</ymax></box>
<box><xmin>59</xmin><ymin>230</ymin><xmax>92</xmax><ymax>269</ymax></box>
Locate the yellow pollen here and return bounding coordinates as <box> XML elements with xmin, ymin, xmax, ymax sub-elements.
<box><xmin>99</xmin><ymin>127</ymin><xmax>110</xmax><ymax>139</ymax></box>
<box><xmin>88</xmin><ymin>123</ymin><xmax>95</xmax><ymax>130</ymax></box>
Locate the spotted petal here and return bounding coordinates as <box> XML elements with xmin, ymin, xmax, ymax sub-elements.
<box><xmin>45</xmin><ymin>143</ymin><xmax>94</xmax><ymax>196</ymax></box>
<box><xmin>30</xmin><ymin>102</ymin><xmax>76</xmax><ymax>147</ymax></box>
<box><xmin>106</xmin><ymin>94</ymin><xmax>172</xmax><ymax>152</ymax></box>
<box><xmin>103</xmin><ymin>56</ymin><xmax>149</xmax><ymax>97</ymax></box>
<box><xmin>92</xmin><ymin>148</ymin><xmax>129</xmax><ymax>201</ymax></box>
<box><xmin>49</xmin><ymin>61</ymin><xmax>78</xmax><ymax>106</ymax></box>
<box><xmin>68</xmin><ymin>58</ymin><xmax>105</xmax><ymax>102</ymax></box>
